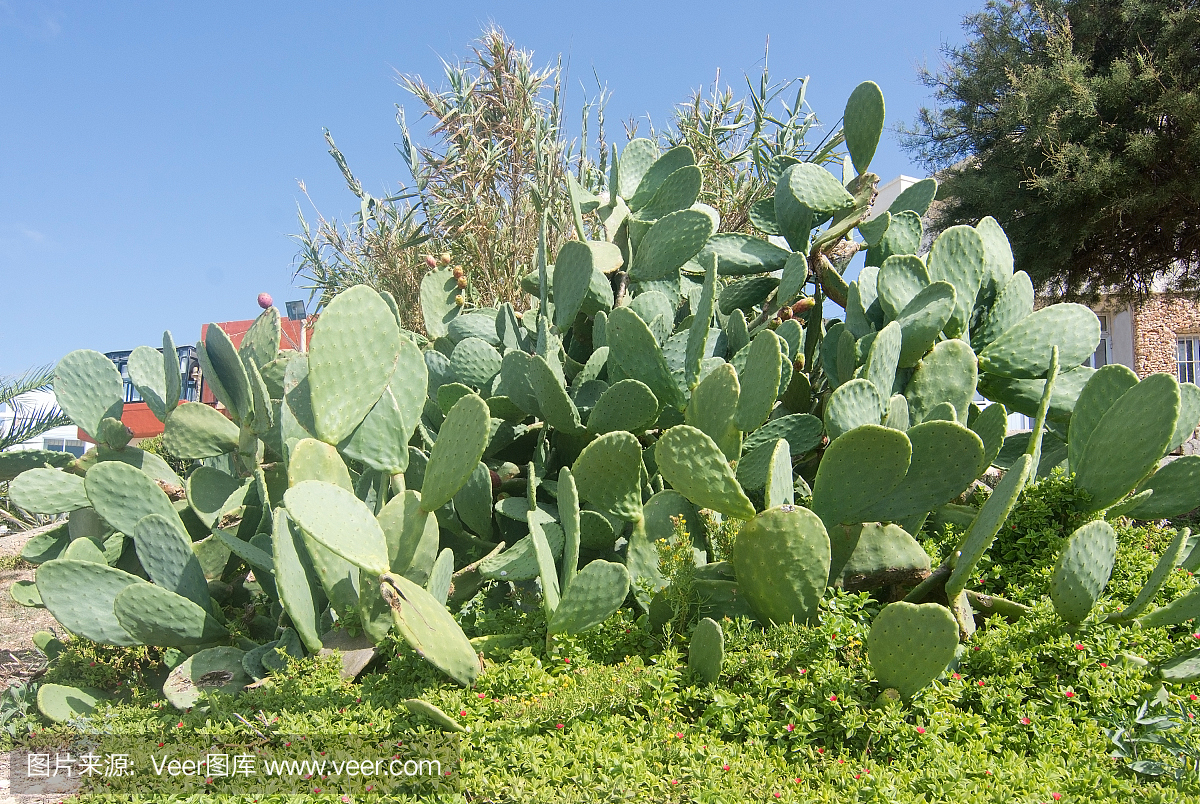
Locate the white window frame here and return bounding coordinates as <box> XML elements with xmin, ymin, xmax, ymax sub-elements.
<box><xmin>1087</xmin><ymin>314</ymin><xmax>1113</xmax><ymax>369</ymax></box>
<box><xmin>1180</xmin><ymin>336</ymin><xmax>1200</xmax><ymax>385</ymax></box>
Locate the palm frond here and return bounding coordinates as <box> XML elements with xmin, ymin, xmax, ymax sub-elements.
<box><xmin>0</xmin><ymin>365</ymin><xmax>56</xmax><ymax>405</ymax></box>
<box><xmin>0</xmin><ymin>364</ymin><xmax>71</xmax><ymax>451</ymax></box>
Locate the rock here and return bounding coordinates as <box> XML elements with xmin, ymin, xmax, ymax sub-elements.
<box><xmin>319</xmin><ymin>629</ymin><xmax>378</xmax><ymax>680</ymax></box>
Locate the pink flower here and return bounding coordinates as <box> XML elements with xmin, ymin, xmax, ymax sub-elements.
<box><xmin>953</xmin><ymin>673</ymin><xmax>962</xmax><ymax>680</ymax></box>
<box><xmin>1052</xmin><ymin>795</ymin><xmax>1062</xmax><ymax>801</ymax></box>
<box><xmin>977</xmin><ymin>680</ymin><xmax>985</xmax><ymax>687</ymax></box>
<box><xmin>460</xmin><ymin>710</ymin><xmax>467</xmax><ymax>716</ymax></box>
<box><xmin>555</xmin><ymin>723</ymin><xmax>564</xmax><ymax>729</ymax></box>
<box><xmin>722</xmin><ymin>764</ymin><xmax>730</xmax><ymax>771</ymax></box>
<box><xmin>786</xmin><ymin>724</ymin><xmax>795</xmax><ymax>732</ymax></box>
<box><xmin>1074</xmin><ymin>644</ymin><xmax>1084</xmax><ymax>650</ymax></box>
<box><xmin>477</xmin><ymin>693</ymin><xmax>485</xmax><ymax>698</ymax></box>
<box><xmin>675</xmin><ymin>732</ymin><xmax>684</xmax><ymax>739</ymax></box>
<box><xmin>670</xmin><ymin>779</ymin><xmax>679</xmax><ymax>785</ymax></box>
<box><xmin>774</xmin><ymin>794</ymin><xmax>781</xmax><ymax>799</ymax></box>
<box><xmin>1020</xmin><ymin>717</ymin><xmax>1031</xmax><ymax>725</ymax></box>
<box><xmin>1100</xmin><ymin>662</ymin><xmax>1108</xmax><ymax>667</ymax></box>
<box><xmin>564</xmin><ymin>658</ymin><xmax>570</xmax><ymax>664</ymax></box>
<box><xmin>1190</xmin><ymin>694</ymin><xmax>1198</xmax><ymax>701</ymax></box>
<box><xmin>830</xmin><ymin>694</ymin><xmax>838</xmax><ymax>702</ymax></box>
<box><xmin>916</xmin><ymin>727</ymin><xmax>926</xmax><ymax>734</ymax></box>
<box><xmin>1064</xmin><ymin>691</ymin><xmax>1075</xmax><ymax>699</ymax></box>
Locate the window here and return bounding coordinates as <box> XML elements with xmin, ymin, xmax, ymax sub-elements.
<box><xmin>106</xmin><ymin>347</ymin><xmax>200</xmax><ymax>403</ymax></box>
<box><xmin>1087</xmin><ymin>314</ymin><xmax>1112</xmax><ymax>369</ymax></box>
<box><xmin>43</xmin><ymin>438</ymin><xmax>87</xmax><ymax>458</ymax></box>
<box><xmin>1181</xmin><ymin>337</ymin><xmax>1200</xmax><ymax>384</ymax></box>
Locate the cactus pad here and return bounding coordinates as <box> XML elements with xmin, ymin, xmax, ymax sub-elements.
<box><xmin>687</xmin><ymin>617</ymin><xmax>724</xmax><ymax>684</ymax></box>
<box><xmin>83</xmin><ymin>460</ymin><xmax>181</xmax><ymax>540</ymax></box>
<box><xmin>877</xmin><ymin>255</ymin><xmax>930</xmax><ymax>320</ymax></box>
<box><xmin>905</xmin><ymin>339</ymin><xmax>978</xmax><ymax>425</ymax></box>
<box><xmin>1049</xmin><ymin>520</ymin><xmax>1117</xmax><ymax>624</ymax></box>
<box><xmin>586</xmin><ymin>379</ymin><xmax>659</xmax><ymax>434</ymax></box>
<box><xmin>1074</xmin><ymin>373</ymin><xmax>1181</xmax><ymax>511</ymax></box>
<box><xmin>974</xmin><ymin>270</ymin><xmax>1033</xmax><ymax>350</ymax></box>
<box><xmin>1126</xmin><ymin>457</ymin><xmax>1200</xmax><ymax>520</ymax></box>
<box><xmin>54</xmin><ymin>349</ymin><xmax>124</xmax><ymax>440</ymax></box>
<box><xmin>308</xmin><ymin>285</ymin><xmax>401</xmax><ymax>444</ymax></box>
<box><xmin>742</xmin><ymin>413</ymin><xmax>824</xmax><ymax>457</ymax></box>
<box><xmin>404</xmin><ymin>698</ymin><xmax>467</xmax><ymax>733</ymax></box>
<box><xmin>862</xmin><ymin>421</ymin><xmax>984</xmax><ymax>521</ymax></box>
<box><xmin>132</xmin><ymin>514</ymin><xmax>210</xmax><ymax>608</ymax></box>
<box><xmin>1109</xmin><ymin>528</ymin><xmax>1190</xmax><ymax>623</ymax></box>
<box><xmin>127</xmin><ymin>344</ymin><xmax>171</xmax><ymax>422</ymax></box>
<box><xmin>844</xmin><ymin>81</ymin><xmax>885</xmax><ymax>173</ymax></box>
<box><xmin>868</xmin><ymin>602</ymin><xmax>959</xmax><ymax>699</ymax></box>
<box><xmin>37</xmin><ymin>683</ymin><xmax>113</xmax><ymax>723</ymax></box>
<box><xmin>420</xmin><ymin>393</ymin><xmax>491</xmax><ymax>511</ymax></box>
<box><xmin>163</xmin><ymin>646</ymin><xmax>250</xmax><ymax>710</ymax></box>
<box><xmin>811</xmin><ymin>425</ymin><xmax>911</xmax><ymax>528</ymax></box>
<box><xmin>824</xmin><ymin>379</ymin><xmax>886</xmax><ymax>441</ymax></box>
<box><xmin>163</xmin><ymin>401</ymin><xmax>240</xmax><ymax>459</ymax></box>
<box><xmin>978</xmin><ymin>304</ymin><xmax>1100</xmax><ymax>379</ymax></box>
<box><xmin>732</xmin><ymin>505</ymin><xmax>830</xmax><ymax>625</ymax></box>
<box><xmin>607</xmin><ymin>307</ymin><xmax>684</xmax><ymax>410</ymax></box>
<box><xmin>1067</xmin><ymin>364</ymin><xmax>1140</xmax><ymax>472</ymax></box>
<box><xmin>944</xmin><ymin>454</ymin><xmax>1032</xmax><ymax>599</ymax></box>
<box><xmin>685</xmin><ymin>362</ymin><xmax>741</xmax><ymax>460</ymax></box>
<box><xmin>9</xmin><ymin>468</ymin><xmax>89</xmax><ymax>514</ymax></box>
<box><xmin>895</xmin><ymin>281</ymin><xmax>957</xmax><ymax>367</ymax></box>
<box><xmin>270</xmin><ymin>508</ymin><xmax>323</xmax><ymax>650</ymax></box>
<box><xmin>285</xmin><ymin>480</ymin><xmax>389</xmax><ymax>575</ymax></box>
<box><xmin>548</xmin><ymin>559</ymin><xmax>631</xmax><ymax>635</ymax></box>
<box><xmin>113</xmin><ymin>582</ymin><xmax>228</xmax><ymax>646</ymax></box>
<box><xmin>926</xmin><ymin>224</ymin><xmax>986</xmax><ymax>337</ymax></box>
<box><xmin>656</xmin><ymin>425</ymin><xmax>755</xmax><ymax>519</ymax></box>
<box><xmin>572</xmin><ymin>431</ymin><xmax>645</xmax><ymax>521</ymax></box>
<box><xmin>699</xmin><ymin>232</ymin><xmax>791</xmax><ymax>277</ymax></box>
<box><xmin>735</xmin><ymin>331</ymin><xmax>784</xmax><ymax>432</ymax></box>
<box><xmin>36</xmin><ymin>559</ymin><xmax>144</xmax><ymax>645</ymax></box>
<box><xmin>629</xmin><ymin>209</ymin><xmax>714</xmax><ymax>281</ymax></box>
<box><xmin>380</xmin><ymin>572</ymin><xmax>480</xmax><ymax>686</ymax></box>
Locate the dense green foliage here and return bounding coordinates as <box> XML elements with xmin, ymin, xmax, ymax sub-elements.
<box><xmin>902</xmin><ymin>0</ymin><xmax>1200</xmax><ymax>298</ymax></box>
<box><xmin>5</xmin><ymin>70</ymin><xmax>1200</xmax><ymax>803</ymax></box>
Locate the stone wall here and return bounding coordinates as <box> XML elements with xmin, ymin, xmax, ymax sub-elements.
<box><xmin>1132</xmin><ymin>295</ymin><xmax>1200</xmax><ymax>377</ymax></box>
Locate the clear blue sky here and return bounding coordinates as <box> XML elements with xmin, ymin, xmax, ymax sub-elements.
<box><xmin>0</xmin><ymin>0</ymin><xmax>980</xmax><ymax>376</ymax></box>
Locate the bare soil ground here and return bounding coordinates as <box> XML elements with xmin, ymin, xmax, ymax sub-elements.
<box><xmin>0</xmin><ymin>528</ymin><xmax>58</xmax><ymax>692</ymax></box>
<box><xmin>0</xmin><ymin>527</ymin><xmax>79</xmax><ymax>803</ymax></box>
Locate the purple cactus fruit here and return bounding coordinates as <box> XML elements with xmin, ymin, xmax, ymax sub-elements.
<box><xmin>257</xmin><ymin>293</ymin><xmax>273</xmax><ymax>309</ymax></box>
<box><xmin>490</xmin><ymin>470</ymin><xmax>502</xmax><ymax>495</ymax></box>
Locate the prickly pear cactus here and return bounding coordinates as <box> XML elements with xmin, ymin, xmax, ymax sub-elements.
<box><xmin>868</xmin><ymin>602</ymin><xmax>959</xmax><ymax>699</ymax></box>
<box><xmin>687</xmin><ymin>617</ymin><xmax>724</xmax><ymax>684</ymax></box>
<box><xmin>12</xmin><ymin>76</ymin><xmax>1141</xmax><ymax>704</ymax></box>
<box><xmin>1050</xmin><ymin>521</ymin><xmax>1118</xmax><ymax>624</ymax></box>
<box><xmin>732</xmin><ymin>505</ymin><xmax>830</xmax><ymax>625</ymax></box>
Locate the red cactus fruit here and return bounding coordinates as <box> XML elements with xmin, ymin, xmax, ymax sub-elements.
<box><xmin>257</xmin><ymin>293</ymin><xmax>273</xmax><ymax>309</ymax></box>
